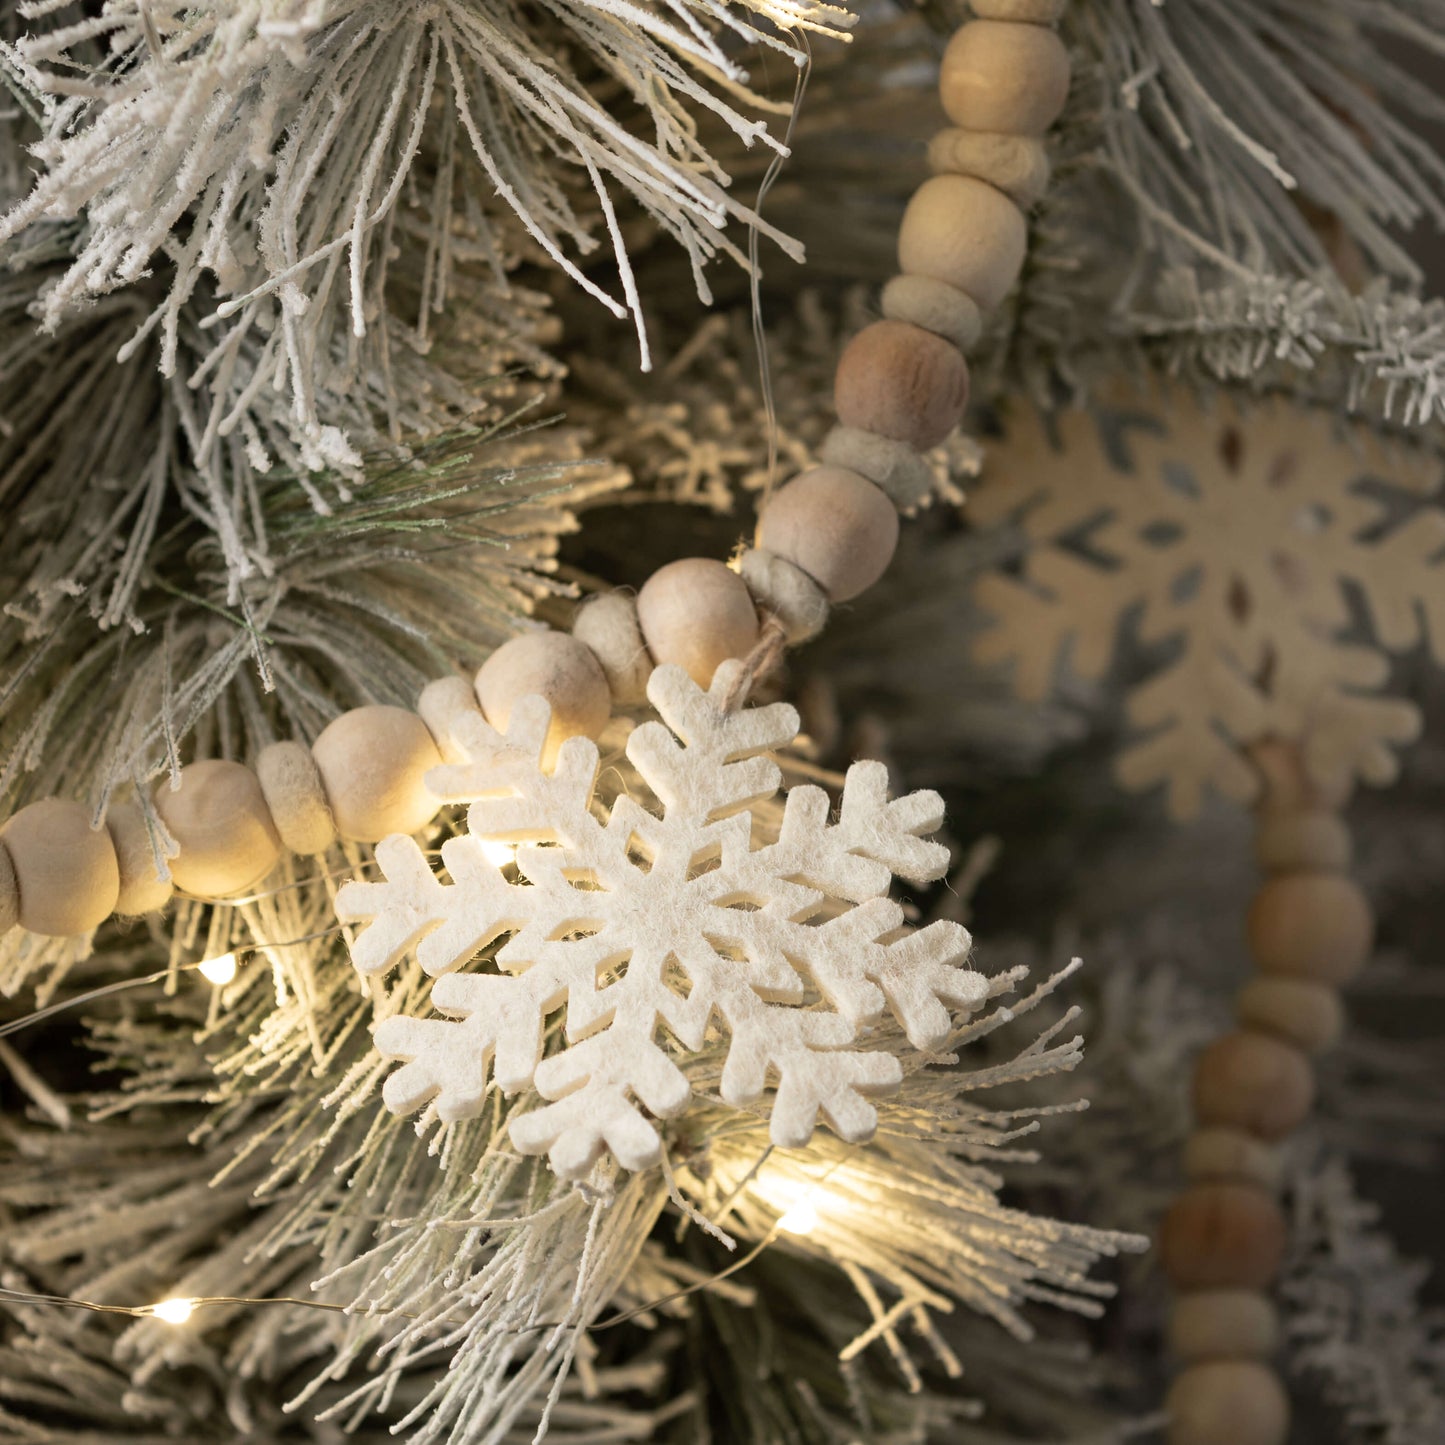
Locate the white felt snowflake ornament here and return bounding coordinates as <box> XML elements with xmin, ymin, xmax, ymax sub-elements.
<box><xmin>336</xmin><ymin>662</ymin><xmax>985</xmax><ymax>1182</ymax></box>
<box><xmin>967</xmin><ymin>386</ymin><xmax>1445</xmax><ymax>818</ymax></box>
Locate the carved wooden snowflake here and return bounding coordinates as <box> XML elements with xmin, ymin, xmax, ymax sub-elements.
<box><xmin>335</xmin><ymin>662</ymin><xmax>984</xmax><ymax>1182</ymax></box>
<box><xmin>967</xmin><ymin>386</ymin><xmax>1445</xmax><ymax>817</ymax></box>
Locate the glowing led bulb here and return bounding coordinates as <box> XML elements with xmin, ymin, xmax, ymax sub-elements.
<box><xmin>778</xmin><ymin>1199</ymin><xmax>818</xmax><ymax>1236</ymax></box>
<box><xmin>480</xmin><ymin>839</ymin><xmax>516</xmax><ymax>868</ymax></box>
<box><xmin>198</xmin><ymin>952</ymin><xmax>238</xmax><ymax>986</ymax></box>
<box><xmin>151</xmin><ymin>1297</ymin><xmax>195</xmax><ymax>1325</ymax></box>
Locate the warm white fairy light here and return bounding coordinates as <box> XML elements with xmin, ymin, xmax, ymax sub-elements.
<box><xmin>777</xmin><ymin>1199</ymin><xmax>819</xmax><ymax>1236</ymax></box>
<box><xmin>480</xmin><ymin>839</ymin><xmax>517</xmax><ymax>868</ymax></box>
<box><xmin>151</xmin><ymin>1297</ymin><xmax>196</xmax><ymax>1325</ymax></box>
<box><xmin>198</xmin><ymin>952</ymin><xmax>238</xmax><ymax>986</ymax></box>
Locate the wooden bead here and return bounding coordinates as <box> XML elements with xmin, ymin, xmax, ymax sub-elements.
<box><xmin>0</xmin><ymin>799</ymin><xmax>120</xmax><ymax>936</ymax></box>
<box><xmin>1160</xmin><ymin>1184</ymin><xmax>1286</xmax><ymax>1291</ymax></box>
<box><xmin>833</xmin><ymin>320</ymin><xmax>969</xmax><ymax>451</ymax></box>
<box><xmin>1193</xmin><ymin>1031</ymin><xmax>1314</xmax><ymax>1141</ymax></box>
<box><xmin>939</xmin><ymin>22</ymin><xmax>1071</xmax><ymax>137</ymax></box>
<box><xmin>1166</xmin><ymin>1361</ymin><xmax>1289</xmax><ymax>1445</ymax></box>
<box><xmin>0</xmin><ymin>842</ymin><xmax>17</xmax><ymax>935</ymax></box>
<box><xmin>898</xmin><ymin>175</ymin><xmax>1027</xmax><ymax>313</ymax></box>
<box><xmin>636</xmin><ymin>559</ymin><xmax>760</xmax><ymax>688</ymax></box>
<box><xmin>1254</xmin><ymin>810</ymin><xmax>1351</xmax><ymax>874</ymax></box>
<box><xmin>927</xmin><ymin>129</ymin><xmax>1052</xmax><ymax>209</ymax></box>
<box><xmin>1236</xmin><ymin>977</ymin><xmax>1344</xmax><ymax>1054</ymax></box>
<box><xmin>475</xmin><ymin>633</ymin><xmax>612</xmax><ymax>758</ymax></box>
<box><xmin>880</xmin><ymin>274</ymin><xmax>983</xmax><ymax>352</ymax></box>
<box><xmin>312</xmin><ymin>707</ymin><xmax>443</xmax><ymax>844</ymax></box>
<box><xmin>417</xmin><ymin>675</ymin><xmax>484</xmax><ymax>764</ymax></box>
<box><xmin>1247</xmin><ymin>873</ymin><xmax>1374</xmax><ymax>985</ymax></box>
<box><xmin>737</xmin><ymin>549</ymin><xmax>830</xmax><ymax>644</ymax></box>
<box><xmin>1184</xmin><ymin>1128</ymin><xmax>1283</xmax><ymax>1192</ymax></box>
<box><xmin>572</xmin><ymin>592</ymin><xmax>654</xmax><ymax>707</ymax></box>
<box><xmin>756</xmin><ymin>466</ymin><xmax>901</xmax><ymax>603</ymax></box>
<box><xmin>257</xmin><ymin>741</ymin><xmax>337</xmax><ymax>856</ymax></box>
<box><xmin>972</xmin><ymin>0</ymin><xmax>1065</xmax><ymax>20</ymax></box>
<box><xmin>105</xmin><ymin>798</ymin><xmax>174</xmax><ymax>916</ymax></box>
<box><xmin>1169</xmin><ymin>1290</ymin><xmax>1279</xmax><ymax>1362</ymax></box>
<box><xmin>154</xmin><ymin>761</ymin><xmax>280</xmax><ymax>899</ymax></box>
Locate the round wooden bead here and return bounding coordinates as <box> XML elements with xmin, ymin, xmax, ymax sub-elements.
<box><xmin>1169</xmin><ymin>1290</ymin><xmax>1279</xmax><ymax>1362</ymax></box>
<box><xmin>1236</xmin><ymin>977</ymin><xmax>1344</xmax><ymax>1055</ymax></box>
<box><xmin>256</xmin><ymin>741</ymin><xmax>337</xmax><ymax>856</ymax></box>
<box><xmin>1159</xmin><ymin>1184</ymin><xmax>1287</xmax><ymax>1291</ymax></box>
<box><xmin>939</xmin><ymin>22</ymin><xmax>1071</xmax><ymax>137</ymax></box>
<box><xmin>153</xmin><ymin>762</ymin><xmax>280</xmax><ymax>898</ymax></box>
<box><xmin>475</xmin><ymin>633</ymin><xmax>612</xmax><ymax>756</ymax></box>
<box><xmin>636</xmin><ymin>559</ymin><xmax>760</xmax><ymax>688</ymax></box>
<box><xmin>1247</xmin><ymin>873</ymin><xmax>1374</xmax><ymax>985</ymax></box>
<box><xmin>1254</xmin><ymin>810</ymin><xmax>1351</xmax><ymax>874</ymax></box>
<box><xmin>880</xmin><ymin>274</ymin><xmax>983</xmax><ymax>352</ymax></box>
<box><xmin>417</xmin><ymin>675</ymin><xmax>485</xmax><ymax>764</ymax></box>
<box><xmin>737</xmin><ymin>549</ymin><xmax>830</xmax><ymax>644</ymax></box>
<box><xmin>0</xmin><ymin>842</ymin><xmax>17</xmax><ymax>935</ymax></box>
<box><xmin>1166</xmin><ymin>1361</ymin><xmax>1289</xmax><ymax>1445</ymax></box>
<box><xmin>1193</xmin><ymin>1031</ymin><xmax>1314</xmax><ymax>1141</ymax></box>
<box><xmin>833</xmin><ymin>320</ymin><xmax>969</xmax><ymax>451</ymax></box>
<box><xmin>105</xmin><ymin>798</ymin><xmax>174</xmax><ymax>916</ymax></box>
<box><xmin>972</xmin><ymin>0</ymin><xmax>1066</xmax><ymax>20</ymax></box>
<box><xmin>898</xmin><ymin>175</ymin><xmax>1028</xmax><ymax>313</ymax></box>
<box><xmin>571</xmin><ymin>592</ymin><xmax>654</xmax><ymax>707</ymax></box>
<box><xmin>0</xmin><ymin>799</ymin><xmax>120</xmax><ymax>936</ymax></box>
<box><xmin>756</xmin><ymin>466</ymin><xmax>901</xmax><ymax>603</ymax></box>
<box><xmin>1184</xmin><ymin>1128</ymin><xmax>1284</xmax><ymax>1193</ymax></box>
<box><xmin>312</xmin><ymin>707</ymin><xmax>443</xmax><ymax>844</ymax></box>
<box><xmin>927</xmin><ymin>129</ymin><xmax>1052</xmax><ymax>209</ymax></box>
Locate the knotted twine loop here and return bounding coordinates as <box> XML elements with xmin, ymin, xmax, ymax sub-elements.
<box><xmin>722</xmin><ymin>615</ymin><xmax>789</xmax><ymax>713</ymax></box>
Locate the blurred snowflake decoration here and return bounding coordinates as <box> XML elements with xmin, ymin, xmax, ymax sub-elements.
<box><xmin>966</xmin><ymin>385</ymin><xmax>1445</xmax><ymax>818</ymax></box>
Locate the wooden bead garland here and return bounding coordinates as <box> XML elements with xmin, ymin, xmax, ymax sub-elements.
<box><xmin>736</xmin><ymin>550</ymin><xmax>831</xmax><ymax>644</ymax></box>
<box><xmin>938</xmin><ymin>21</ymin><xmax>1071</xmax><ymax>136</ymax></box>
<box><xmin>927</xmin><ymin>129</ymin><xmax>1053</xmax><ymax>209</ymax></box>
<box><xmin>833</xmin><ymin>320</ymin><xmax>970</xmax><ymax>451</ymax></box>
<box><xmin>636</xmin><ymin>559</ymin><xmax>761</xmax><ymax>689</ymax></box>
<box><xmin>898</xmin><ymin>174</ymin><xmax>1028</xmax><ymax>313</ymax></box>
<box><xmin>417</xmin><ymin>676</ymin><xmax>485</xmax><ymax>765</ymax></box>
<box><xmin>257</xmin><ymin>741</ymin><xmax>337</xmax><ymax>857</ymax></box>
<box><xmin>474</xmin><ymin>632</ymin><xmax>612</xmax><ymax>755</ymax></box>
<box><xmin>1162</xmin><ymin>740</ymin><xmax>1377</xmax><ymax>1444</ymax></box>
<box><xmin>571</xmin><ymin>593</ymin><xmax>654</xmax><ymax>707</ymax></box>
<box><xmin>880</xmin><ymin>274</ymin><xmax>983</xmax><ymax>352</ymax></box>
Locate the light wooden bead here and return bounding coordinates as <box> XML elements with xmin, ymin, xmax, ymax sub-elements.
<box><xmin>312</xmin><ymin>707</ymin><xmax>443</xmax><ymax>844</ymax></box>
<box><xmin>833</xmin><ymin>320</ymin><xmax>969</xmax><ymax>451</ymax></box>
<box><xmin>1193</xmin><ymin>1031</ymin><xmax>1314</xmax><ymax>1141</ymax></box>
<box><xmin>417</xmin><ymin>676</ymin><xmax>484</xmax><ymax>764</ymax></box>
<box><xmin>475</xmin><ymin>633</ymin><xmax>612</xmax><ymax>758</ymax></box>
<box><xmin>0</xmin><ymin>799</ymin><xmax>120</xmax><ymax>936</ymax></box>
<box><xmin>1254</xmin><ymin>810</ymin><xmax>1351</xmax><ymax>874</ymax></box>
<box><xmin>1247</xmin><ymin>873</ymin><xmax>1374</xmax><ymax>985</ymax></box>
<box><xmin>0</xmin><ymin>842</ymin><xmax>17</xmax><ymax>935</ymax></box>
<box><xmin>105</xmin><ymin>798</ymin><xmax>174</xmax><ymax>916</ymax></box>
<box><xmin>257</xmin><ymin>741</ymin><xmax>337</xmax><ymax>856</ymax></box>
<box><xmin>972</xmin><ymin>0</ymin><xmax>1066</xmax><ymax>21</ymax></box>
<box><xmin>1236</xmin><ymin>977</ymin><xmax>1344</xmax><ymax>1055</ymax></box>
<box><xmin>636</xmin><ymin>559</ymin><xmax>760</xmax><ymax>688</ymax></box>
<box><xmin>1166</xmin><ymin>1361</ymin><xmax>1289</xmax><ymax>1445</ymax></box>
<box><xmin>818</xmin><ymin>426</ymin><xmax>935</xmax><ymax>514</ymax></box>
<box><xmin>737</xmin><ymin>550</ymin><xmax>830</xmax><ymax>644</ymax></box>
<box><xmin>756</xmin><ymin>466</ymin><xmax>901</xmax><ymax>603</ymax></box>
<box><xmin>1184</xmin><ymin>1128</ymin><xmax>1284</xmax><ymax>1192</ymax></box>
<box><xmin>1160</xmin><ymin>1184</ymin><xmax>1286</xmax><ymax>1291</ymax></box>
<box><xmin>898</xmin><ymin>175</ymin><xmax>1027</xmax><ymax>313</ymax></box>
<box><xmin>927</xmin><ymin>129</ymin><xmax>1052</xmax><ymax>209</ymax></box>
<box><xmin>939</xmin><ymin>21</ymin><xmax>1071</xmax><ymax>137</ymax></box>
<box><xmin>153</xmin><ymin>761</ymin><xmax>280</xmax><ymax>899</ymax></box>
<box><xmin>572</xmin><ymin>592</ymin><xmax>654</xmax><ymax>707</ymax></box>
<box><xmin>1169</xmin><ymin>1291</ymin><xmax>1280</xmax><ymax>1362</ymax></box>
<box><xmin>880</xmin><ymin>274</ymin><xmax>983</xmax><ymax>352</ymax></box>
